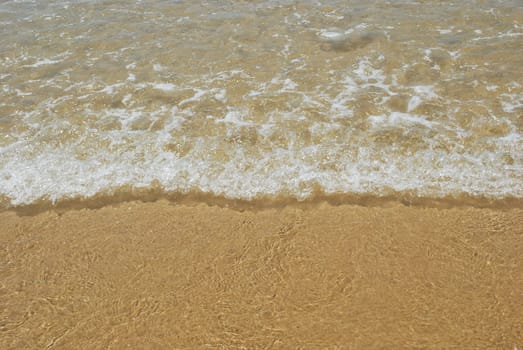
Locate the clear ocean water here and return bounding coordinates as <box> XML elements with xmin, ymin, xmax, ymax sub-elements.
<box><xmin>1</xmin><ymin>0</ymin><xmax>522</xmax><ymax>207</ymax></box>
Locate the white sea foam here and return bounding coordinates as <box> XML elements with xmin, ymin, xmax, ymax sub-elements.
<box><xmin>151</xmin><ymin>83</ymin><xmax>177</xmax><ymax>92</ymax></box>
<box><xmin>499</xmin><ymin>92</ymin><xmax>523</xmax><ymax>113</ymax></box>
<box><xmin>407</xmin><ymin>85</ymin><xmax>439</xmax><ymax>112</ymax></box>
<box><xmin>23</xmin><ymin>58</ymin><xmax>64</xmax><ymax>67</ymax></box>
<box><xmin>369</xmin><ymin>112</ymin><xmax>436</xmax><ymax>129</ymax></box>
<box><xmin>216</xmin><ymin>109</ymin><xmax>253</xmax><ymax>127</ymax></box>
<box><xmin>1</xmin><ymin>133</ymin><xmax>521</xmax><ymax>206</ymax></box>
<box><xmin>319</xmin><ymin>30</ymin><xmax>348</xmax><ymax>42</ymax></box>
<box><xmin>436</xmin><ymin>28</ymin><xmax>453</xmax><ymax>35</ymax></box>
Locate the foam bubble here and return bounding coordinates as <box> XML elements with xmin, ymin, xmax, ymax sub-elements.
<box><xmin>151</xmin><ymin>83</ymin><xmax>177</xmax><ymax>92</ymax></box>
<box><xmin>500</xmin><ymin>93</ymin><xmax>523</xmax><ymax>113</ymax></box>
<box><xmin>369</xmin><ymin>112</ymin><xmax>436</xmax><ymax>129</ymax></box>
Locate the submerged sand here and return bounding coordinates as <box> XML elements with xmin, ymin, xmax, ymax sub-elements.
<box><xmin>1</xmin><ymin>201</ymin><xmax>522</xmax><ymax>349</ymax></box>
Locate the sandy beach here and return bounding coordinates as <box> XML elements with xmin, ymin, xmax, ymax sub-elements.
<box><xmin>1</xmin><ymin>200</ymin><xmax>522</xmax><ymax>349</ymax></box>
<box><xmin>1</xmin><ymin>1</ymin><xmax>522</xmax><ymax>349</ymax></box>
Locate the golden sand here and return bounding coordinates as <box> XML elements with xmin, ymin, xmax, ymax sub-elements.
<box><xmin>1</xmin><ymin>201</ymin><xmax>522</xmax><ymax>349</ymax></box>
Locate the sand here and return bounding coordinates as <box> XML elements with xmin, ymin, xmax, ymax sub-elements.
<box><xmin>1</xmin><ymin>200</ymin><xmax>522</xmax><ymax>349</ymax></box>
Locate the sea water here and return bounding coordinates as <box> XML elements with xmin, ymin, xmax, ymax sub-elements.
<box><xmin>0</xmin><ymin>0</ymin><xmax>522</xmax><ymax>207</ymax></box>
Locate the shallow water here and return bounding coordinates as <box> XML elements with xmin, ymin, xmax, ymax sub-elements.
<box><xmin>1</xmin><ymin>0</ymin><xmax>522</xmax><ymax>207</ymax></box>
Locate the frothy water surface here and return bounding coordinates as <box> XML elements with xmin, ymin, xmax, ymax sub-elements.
<box><xmin>1</xmin><ymin>0</ymin><xmax>522</xmax><ymax>207</ymax></box>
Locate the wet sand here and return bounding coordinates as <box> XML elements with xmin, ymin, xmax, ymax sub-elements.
<box><xmin>1</xmin><ymin>201</ymin><xmax>522</xmax><ymax>349</ymax></box>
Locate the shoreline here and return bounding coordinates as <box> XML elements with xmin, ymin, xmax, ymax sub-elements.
<box><xmin>1</xmin><ymin>200</ymin><xmax>522</xmax><ymax>349</ymax></box>
<box><xmin>3</xmin><ymin>190</ymin><xmax>523</xmax><ymax>216</ymax></box>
